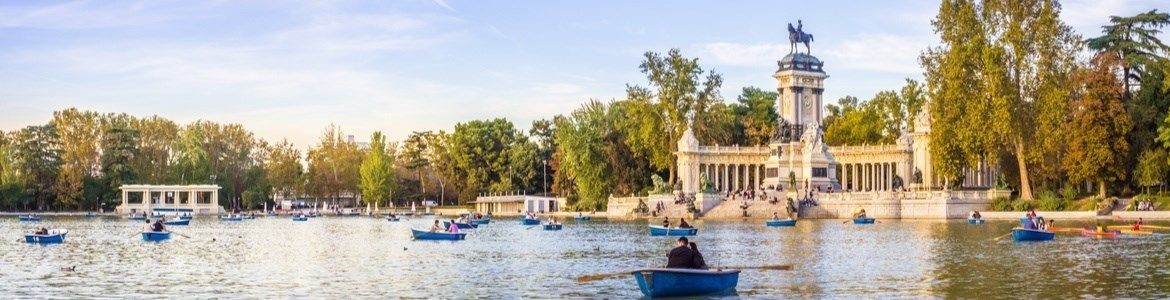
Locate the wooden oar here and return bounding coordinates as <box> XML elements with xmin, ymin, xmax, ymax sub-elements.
<box><xmin>170</xmin><ymin>231</ymin><xmax>192</xmax><ymax>239</ymax></box>
<box><xmin>992</xmin><ymin>232</ymin><xmax>1013</xmax><ymax>241</ymax></box>
<box><xmin>576</xmin><ymin>264</ymin><xmax>793</xmax><ymax>283</ymax></box>
<box><xmin>526</xmin><ymin>225</ymin><xmax>540</xmax><ymax>230</ymax></box>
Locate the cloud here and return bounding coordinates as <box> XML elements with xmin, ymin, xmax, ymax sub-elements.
<box><xmin>532</xmin><ymin>83</ymin><xmax>584</xmax><ymax>95</ymax></box>
<box><xmin>696</xmin><ymin>42</ymin><xmax>787</xmax><ymax>67</ymax></box>
<box><xmin>820</xmin><ymin>33</ymin><xmax>928</xmax><ymax>74</ymax></box>
<box><xmin>432</xmin><ymin>0</ymin><xmax>455</xmax><ymax>12</ymax></box>
<box><xmin>0</xmin><ymin>1</ymin><xmax>183</xmax><ymax>29</ymax></box>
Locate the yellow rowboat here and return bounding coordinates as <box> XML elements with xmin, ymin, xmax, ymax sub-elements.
<box><xmin>1107</xmin><ymin>225</ymin><xmax>1169</xmax><ymax>231</ymax></box>
<box><xmin>1116</xmin><ymin>229</ymin><xmax>1155</xmax><ymax>235</ymax></box>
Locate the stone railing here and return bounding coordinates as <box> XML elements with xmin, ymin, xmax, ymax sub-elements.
<box><xmin>692</xmin><ymin>145</ymin><xmax>770</xmax><ymax>154</ymax></box>
<box><xmin>829</xmin><ymin>144</ymin><xmax>910</xmax><ymax>154</ymax></box>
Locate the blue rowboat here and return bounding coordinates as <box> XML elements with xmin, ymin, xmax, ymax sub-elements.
<box><xmin>575</xmin><ymin>215</ymin><xmax>592</xmax><ymax>221</ymax></box>
<box><xmin>1011</xmin><ymin>228</ymin><xmax>1055</xmax><ymax>242</ymax></box>
<box><xmin>470</xmin><ymin>218</ymin><xmax>490</xmax><ymax>225</ymax></box>
<box><xmin>292</xmin><ymin>216</ymin><xmax>308</xmax><ymax>221</ymax></box>
<box><xmin>631</xmin><ymin>268</ymin><xmax>740</xmax><ymax>297</ymax></box>
<box><xmin>163</xmin><ymin>219</ymin><xmax>190</xmax><ymax>226</ymax></box>
<box><xmin>18</xmin><ymin>215</ymin><xmax>41</xmax><ymax>221</ymax></box>
<box><xmin>853</xmin><ymin>217</ymin><xmax>875</xmax><ymax>224</ymax></box>
<box><xmin>410</xmin><ymin>228</ymin><xmax>466</xmax><ymax>240</ymax></box>
<box><xmin>25</xmin><ymin>229</ymin><xmax>68</xmax><ymax>244</ymax></box>
<box><xmin>84</xmin><ymin>212</ymin><xmax>96</xmax><ymax>218</ymax></box>
<box><xmin>128</xmin><ymin>214</ymin><xmax>147</xmax><ymax>220</ymax></box>
<box><xmin>219</xmin><ymin>215</ymin><xmax>243</xmax><ymax>221</ymax></box>
<box><xmin>177</xmin><ymin>215</ymin><xmax>193</xmax><ymax>221</ymax></box>
<box><xmin>242</xmin><ymin>215</ymin><xmax>256</xmax><ymax>220</ymax></box>
<box><xmin>766</xmin><ymin>219</ymin><xmax>797</xmax><ymax>227</ymax></box>
<box><xmin>543</xmin><ymin>224</ymin><xmax>563</xmax><ymax>231</ymax></box>
<box><xmin>968</xmin><ymin>218</ymin><xmax>985</xmax><ymax>224</ymax></box>
<box><xmin>385</xmin><ymin>216</ymin><xmax>400</xmax><ymax>222</ymax></box>
<box><xmin>142</xmin><ymin>231</ymin><xmax>171</xmax><ymax>241</ymax></box>
<box><xmin>521</xmin><ymin>218</ymin><xmax>541</xmax><ymax>225</ymax></box>
<box><xmin>441</xmin><ymin>221</ymin><xmax>478</xmax><ymax>229</ymax></box>
<box><xmin>648</xmin><ymin>225</ymin><xmax>698</xmax><ymax>236</ymax></box>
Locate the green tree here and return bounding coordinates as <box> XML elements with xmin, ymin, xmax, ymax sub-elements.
<box><xmin>1135</xmin><ymin>149</ymin><xmax>1167</xmax><ymax>193</ymax></box>
<box><xmin>360</xmin><ymin>131</ymin><xmax>396</xmax><ymax>208</ymax></box>
<box><xmin>823</xmin><ymin>96</ymin><xmax>885</xmax><ymax>145</ymax></box>
<box><xmin>1063</xmin><ymin>52</ymin><xmax>1133</xmax><ymax>197</ymax></box>
<box><xmin>1086</xmin><ymin>9</ymin><xmax>1170</xmax><ymax>101</ymax></box>
<box><xmin>626</xmin><ymin>49</ymin><xmax>724</xmax><ymax>185</ymax></box>
<box><xmin>265</xmin><ymin>139</ymin><xmax>303</xmax><ymax>201</ymax></box>
<box><xmin>400</xmin><ymin>131</ymin><xmax>431</xmax><ymax>200</ymax></box>
<box><xmin>556</xmin><ymin>101</ymin><xmax>614</xmax><ymax>210</ymax></box>
<box><xmin>923</xmin><ymin>0</ymin><xmax>1079</xmax><ymax>197</ymax></box>
<box><xmin>306</xmin><ymin>124</ymin><xmax>362</xmax><ymax>206</ymax></box>
<box><xmin>730</xmin><ymin>87</ymin><xmax>778</xmax><ymax>146</ymax></box>
<box><xmin>11</xmin><ymin>125</ymin><xmax>61</xmax><ymax>210</ymax></box>
<box><xmin>99</xmin><ymin>124</ymin><xmax>139</xmax><ymax>210</ymax></box>
<box><xmin>52</xmin><ymin>108</ymin><xmax>102</xmax><ymax>209</ymax></box>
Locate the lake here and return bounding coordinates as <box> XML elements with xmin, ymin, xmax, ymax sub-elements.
<box><xmin>2</xmin><ymin>216</ymin><xmax>1168</xmax><ymax>298</ymax></box>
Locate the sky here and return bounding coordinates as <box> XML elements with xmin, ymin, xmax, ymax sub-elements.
<box><xmin>1</xmin><ymin>0</ymin><xmax>1166</xmax><ymax>149</ymax></box>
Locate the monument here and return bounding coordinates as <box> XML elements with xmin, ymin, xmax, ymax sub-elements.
<box><xmin>761</xmin><ymin>21</ymin><xmax>838</xmax><ymax>192</ymax></box>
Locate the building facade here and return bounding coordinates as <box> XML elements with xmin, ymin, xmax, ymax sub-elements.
<box><xmin>116</xmin><ymin>184</ymin><xmax>224</xmax><ymax>215</ymax></box>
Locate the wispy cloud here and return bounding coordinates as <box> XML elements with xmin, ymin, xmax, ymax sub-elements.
<box><xmin>432</xmin><ymin>0</ymin><xmax>456</xmax><ymax>12</ymax></box>
<box><xmin>696</xmin><ymin>42</ymin><xmax>786</xmax><ymax>67</ymax></box>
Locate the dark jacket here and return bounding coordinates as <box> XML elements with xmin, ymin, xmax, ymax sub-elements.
<box><xmin>692</xmin><ymin>250</ymin><xmax>709</xmax><ymax>269</ymax></box>
<box><xmin>666</xmin><ymin>245</ymin><xmax>696</xmax><ymax>268</ymax></box>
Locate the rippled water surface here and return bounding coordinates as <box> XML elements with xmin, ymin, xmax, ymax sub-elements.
<box><xmin>2</xmin><ymin>216</ymin><xmax>1169</xmax><ymax>298</ymax></box>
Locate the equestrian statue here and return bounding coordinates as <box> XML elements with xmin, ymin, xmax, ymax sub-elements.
<box><xmin>788</xmin><ymin>19</ymin><xmax>814</xmax><ymax>55</ymax></box>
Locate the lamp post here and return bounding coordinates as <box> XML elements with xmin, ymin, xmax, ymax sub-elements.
<box><xmin>542</xmin><ymin>159</ymin><xmax>548</xmax><ymax>196</ymax></box>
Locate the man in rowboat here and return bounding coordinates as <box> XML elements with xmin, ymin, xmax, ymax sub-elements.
<box><xmin>666</xmin><ymin>237</ymin><xmax>700</xmax><ymax>268</ymax></box>
<box><xmin>1133</xmin><ymin>218</ymin><xmax>1144</xmax><ymax>231</ymax></box>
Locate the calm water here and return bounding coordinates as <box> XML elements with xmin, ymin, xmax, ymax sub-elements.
<box><xmin>2</xmin><ymin>216</ymin><xmax>1169</xmax><ymax>298</ymax></box>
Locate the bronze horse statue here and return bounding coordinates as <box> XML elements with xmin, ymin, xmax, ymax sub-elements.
<box><xmin>788</xmin><ymin>20</ymin><xmax>814</xmax><ymax>54</ymax></box>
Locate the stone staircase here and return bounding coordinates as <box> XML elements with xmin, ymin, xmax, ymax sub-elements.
<box><xmin>699</xmin><ymin>191</ymin><xmax>795</xmax><ymax>219</ymax></box>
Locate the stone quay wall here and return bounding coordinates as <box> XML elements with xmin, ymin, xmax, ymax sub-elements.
<box><xmin>798</xmin><ymin>189</ymin><xmax>1011</xmax><ymax>219</ymax></box>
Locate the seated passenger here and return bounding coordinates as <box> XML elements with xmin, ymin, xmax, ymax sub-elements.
<box><xmin>430</xmin><ymin>220</ymin><xmax>444</xmax><ymax>232</ymax></box>
<box><xmin>678</xmin><ymin>219</ymin><xmax>693</xmax><ymax>229</ymax></box>
<box><xmin>447</xmin><ymin>219</ymin><xmax>460</xmax><ymax>233</ymax></box>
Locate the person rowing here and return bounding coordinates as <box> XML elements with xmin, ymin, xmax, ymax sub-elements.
<box><xmin>34</xmin><ymin>227</ymin><xmax>49</xmax><ymax>235</ymax></box>
<box><xmin>1133</xmin><ymin>218</ymin><xmax>1144</xmax><ymax>231</ymax></box>
<box><xmin>662</xmin><ymin>217</ymin><xmax>670</xmax><ymax>228</ymax></box>
<box><xmin>665</xmin><ymin>237</ymin><xmax>705</xmax><ymax>269</ymax></box>
<box><xmin>678</xmin><ymin>218</ymin><xmax>693</xmax><ymax>229</ymax></box>
<box><xmin>546</xmin><ymin>216</ymin><xmax>560</xmax><ymax>225</ymax></box>
<box><xmin>772</xmin><ymin>212</ymin><xmax>781</xmax><ymax>221</ymax></box>
<box><xmin>430</xmin><ymin>220</ymin><xmax>444</xmax><ymax>232</ymax></box>
<box><xmin>970</xmin><ymin>210</ymin><xmax>982</xmax><ymax>219</ymax></box>
<box><xmin>853</xmin><ymin>208</ymin><xmax>867</xmax><ymax>219</ymax></box>
<box><xmin>152</xmin><ymin>219</ymin><xmax>167</xmax><ymax>232</ymax></box>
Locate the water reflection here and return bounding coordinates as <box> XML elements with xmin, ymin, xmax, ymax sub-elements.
<box><xmin>1</xmin><ymin>216</ymin><xmax>1167</xmax><ymax>298</ymax></box>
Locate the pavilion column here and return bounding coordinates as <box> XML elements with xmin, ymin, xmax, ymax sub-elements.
<box><xmin>741</xmin><ymin>164</ymin><xmax>748</xmax><ymax>191</ymax></box>
<box><xmin>880</xmin><ymin>163</ymin><xmax>887</xmax><ymax>191</ymax></box>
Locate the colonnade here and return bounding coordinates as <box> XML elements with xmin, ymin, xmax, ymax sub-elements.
<box><xmin>839</xmin><ymin>162</ymin><xmax>900</xmax><ymax>192</ymax></box>
<box><xmin>698</xmin><ymin>163</ymin><xmax>767</xmax><ymax>192</ymax></box>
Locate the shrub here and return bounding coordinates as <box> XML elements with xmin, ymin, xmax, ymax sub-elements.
<box><xmin>991</xmin><ymin>196</ymin><xmax>1014</xmax><ymax>211</ymax></box>
<box><xmin>1060</xmin><ymin>185</ymin><xmax>1078</xmax><ymax>202</ymax></box>
<box><xmin>1012</xmin><ymin>199</ymin><xmax>1034</xmax><ymax>211</ymax></box>
<box><xmin>1036</xmin><ymin>193</ymin><xmax>1064</xmax><ymax>211</ymax></box>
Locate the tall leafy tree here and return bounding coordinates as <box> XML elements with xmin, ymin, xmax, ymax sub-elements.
<box><xmin>265</xmin><ymin>139</ymin><xmax>303</xmax><ymax>201</ymax></box>
<box><xmin>1063</xmin><ymin>52</ymin><xmax>1132</xmax><ymax>197</ymax></box>
<box><xmin>306</xmin><ymin>124</ymin><xmax>362</xmax><ymax>206</ymax></box>
<box><xmin>1086</xmin><ymin>9</ymin><xmax>1170</xmax><ymax>101</ymax></box>
<box><xmin>627</xmin><ymin>49</ymin><xmax>723</xmax><ymax>185</ymax></box>
<box><xmin>99</xmin><ymin>124</ymin><xmax>139</xmax><ymax>210</ymax></box>
<box><xmin>400</xmin><ymin>131</ymin><xmax>431</xmax><ymax>199</ymax></box>
<box><xmin>360</xmin><ymin>131</ymin><xmax>396</xmax><ymax>208</ymax></box>
<box><xmin>923</xmin><ymin>0</ymin><xmax>1079</xmax><ymax>198</ymax></box>
<box><xmin>11</xmin><ymin>125</ymin><xmax>61</xmax><ymax>210</ymax></box>
<box><xmin>52</xmin><ymin>108</ymin><xmax>102</xmax><ymax>209</ymax></box>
